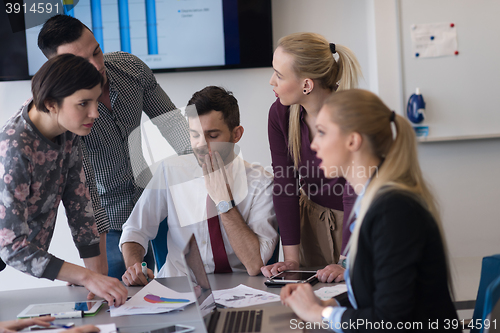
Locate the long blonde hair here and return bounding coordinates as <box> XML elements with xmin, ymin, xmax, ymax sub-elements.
<box><xmin>277</xmin><ymin>32</ymin><xmax>362</xmax><ymax>168</ymax></box>
<box><xmin>323</xmin><ymin>89</ymin><xmax>453</xmax><ymax>296</ymax></box>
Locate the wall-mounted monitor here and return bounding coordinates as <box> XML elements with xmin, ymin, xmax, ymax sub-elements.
<box><xmin>0</xmin><ymin>0</ymin><xmax>272</xmax><ymax>81</ymax></box>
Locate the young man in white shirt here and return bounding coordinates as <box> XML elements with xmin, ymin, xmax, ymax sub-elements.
<box><xmin>119</xmin><ymin>86</ymin><xmax>278</xmax><ymax>285</ymax></box>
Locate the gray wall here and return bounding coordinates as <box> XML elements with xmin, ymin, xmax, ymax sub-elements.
<box><xmin>0</xmin><ymin>1</ymin><xmax>498</xmax><ymax>301</ymax></box>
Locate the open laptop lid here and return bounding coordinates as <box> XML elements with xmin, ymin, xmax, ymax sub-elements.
<box><xmin>181</xmin><ymin>234</ymin><xmax>218</xmax><ymax>322</ymax></box>
<box><xmin>180</xmin><ymin>234</ymin><xmax>299</xmax><ymax>333</ymax></box>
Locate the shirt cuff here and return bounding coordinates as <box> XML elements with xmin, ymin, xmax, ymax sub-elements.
<box><xmin>94</xmin><ymin>208</ymin><xmax>111</xmax><ymax>234</ymax></box>
<box><xmin>77</xmin><ymin>243</ymin><xmax>100</xmax><ymax>259</ymax></box>
<box><xmin>327</xmin><ymin>306</ymin><xmax>347</xmax><ymax>333</ymax></box>
<box><xmin>41</xmin><ymin>256</ymin><xmax>65</xmax><ymax>281</ymax></box>
<box><xmin>119</xmin><ymin>228</ymin><xmax>149</xmax><ymax>255</ymax></box>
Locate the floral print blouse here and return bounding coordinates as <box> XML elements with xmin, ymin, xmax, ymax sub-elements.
<box><xmin>0</xmin><ymin>101</ymin><xmax>100</xmax><ymax>280</ymax></box>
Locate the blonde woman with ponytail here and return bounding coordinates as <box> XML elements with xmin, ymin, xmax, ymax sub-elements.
<box><xmin>263</xmin><ymin>32</ymin><xmax>362</xmax><ymax>281</ymax></box>
<box><xmin>280</xmin><ymin>89</ymin><xmax>459</xmax><ymax>332</ymax></box>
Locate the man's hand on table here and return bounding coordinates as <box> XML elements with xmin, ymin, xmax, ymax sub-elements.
<box><xmin>261</xmin><ymin>260</ymin><xmax>299</xmax><ymax>277</ymax></box>
<box><xmin>122</xmin><ymin>262</ymin><xmax>154</xmax><ymax>286</ymax></box>
<box><xmin>316</xmin><ymin>264</ymin><xmax>345</xmax><ymax>283</ymax></box>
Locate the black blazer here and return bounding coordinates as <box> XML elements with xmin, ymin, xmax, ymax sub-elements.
<box><xmin>341</xmin><ymin>191</ymin><xmax>460</xmax><ymax>332</ymax></box>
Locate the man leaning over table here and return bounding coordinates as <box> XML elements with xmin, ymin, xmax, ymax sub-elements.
<box><xmin>119</xmin><ymin>86</ymin><xmax>278</xmax><ymax>285</ymax></box>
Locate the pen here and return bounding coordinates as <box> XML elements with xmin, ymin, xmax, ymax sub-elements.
<box><xmin>141</xmin><ymin>262</ymin><xmax>149</xmax><ymax>282</ymax></box>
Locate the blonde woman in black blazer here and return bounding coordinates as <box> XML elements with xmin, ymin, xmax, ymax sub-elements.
<box><xmin>280</xmin><ymin>89</ymin><xmax>460</xmax><ymax>332</ymax></box>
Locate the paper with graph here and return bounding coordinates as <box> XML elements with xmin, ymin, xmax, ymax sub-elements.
<box><xmin>314</xmin><ymin>284</ymin><xmax>348</xmax><ymax>300</ymax></box>
<box><xmin>110</xmin><ymin>280</ymin><xmax>195</xmax><ymax>317</ymax></box>
<box><xmin>212</xmin><ymin>284</ymin><xmax>280</xmax><ymax>308</ymax></box>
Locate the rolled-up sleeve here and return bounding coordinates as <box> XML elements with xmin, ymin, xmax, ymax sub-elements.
<box><xmin>120</xmin><ymin>162</ymin><xmax>169</xmax><ymax>254</ymax></box>
<box><xmin>62</xmin><ymin>138</ymin><xmax>100</xmax><ymax>259</ymax></box>
<box><xmin>245</xmin><ymin>170</ymin><xmax>279</xmax><ymax>265</ymax></box>
<box><xmin>136</xmin><ymin>55</ymin><xmax>191</xmax><ymax>156</ymax></box>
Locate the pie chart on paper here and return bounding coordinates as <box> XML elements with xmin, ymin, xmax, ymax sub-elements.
<box><xmin>144</xmin><ymin>294</ymin><xmax>191</xmax><ymax>304</ymax></box>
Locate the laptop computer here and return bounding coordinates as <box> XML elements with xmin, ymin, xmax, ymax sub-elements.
<box><xmin>180</xmin><ymin>234</ymin><xmax>300</xmax><ymax>333</ymax></box>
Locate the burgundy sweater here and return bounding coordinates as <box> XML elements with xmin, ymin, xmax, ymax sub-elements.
<box><xmin>268</xmin><ymin>99</ymin><xmax>356</xmax><ymax>253</ymax></box>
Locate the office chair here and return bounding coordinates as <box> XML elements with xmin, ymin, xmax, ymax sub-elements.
<box><xmin>471</xmin><ymin>254</ymin><xmax>500</xmax><ymax>333</ymax></box>
<box><xmin>483</xmin><ymin>274</ymin><xmax>500</xmax><ymax>333</ymax></box>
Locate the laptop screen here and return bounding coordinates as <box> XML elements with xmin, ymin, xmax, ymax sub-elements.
<box><xmin>181</xmin><ymin>234</ymin><xmax>217</xmax><ymax>319</ymax></box>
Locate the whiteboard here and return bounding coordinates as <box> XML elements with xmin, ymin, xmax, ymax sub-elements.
<box><xmin>398</xmin><ymin>0</ymin><xmax>500</xmax><ymax>141</ymax></box>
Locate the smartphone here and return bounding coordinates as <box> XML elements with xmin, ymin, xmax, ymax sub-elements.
<box><xmin>265</xmin><ymin>270</ymin><xmax>318</xmax><ymax>287</ymax></box>
<box><xmin>148</xmin><ymin>325</ymin><xmax>195</xmax><ymax>333</ymax></box>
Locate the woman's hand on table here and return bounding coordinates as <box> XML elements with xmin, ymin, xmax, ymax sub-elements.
<box><xmin>316</xmin><ymin>264</ymin><xmax>345</xmax><ymax>283</ymax></box>
<box><xmin>81</xmin><ymin>271</ymin><xmax>128</xmax><ymax>307</ymax></box>
<box><xmin>0</xmin><ymin>318</ymin><xmax>100</xmax><ymax>333</ymax></box>
<box><xmin>261</xmin><ymin>260</ymin><xmax>299</xmax><ymax>278</ymax></box>
<box><xmin>0</xmin><ymin>316</ymin><xmax>55</xmax><ymax>333</ymax></box>
<box><xmin>280</xmin><ymin>283</ymin><xmax>327</xmax><ymax>323</ymax></box>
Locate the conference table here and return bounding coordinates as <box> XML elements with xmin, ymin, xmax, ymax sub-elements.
<box><xmin>0</xmin><ymin>272</ymin><xmax>341</xmax><ymax>333</ymax></box>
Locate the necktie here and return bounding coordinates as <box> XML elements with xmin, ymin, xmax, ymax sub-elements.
<box><xmin>206</xmin><ymin>195</ymin><xmax>233</xmax><ymax>273</ymax></box>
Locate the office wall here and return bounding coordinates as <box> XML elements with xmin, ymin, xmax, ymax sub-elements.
<box><xmin>399</xmin><ymin>0</ymin><xmax>500</xmax><ymax>141</ymax></box>
<box><xmin>0</xmin><ymin>0</ymin><xmax>498</xmax><ymax>301</ymax></box>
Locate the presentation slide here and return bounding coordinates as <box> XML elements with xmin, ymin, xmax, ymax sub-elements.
<box><xmin>25</xmin><ymin>0</ymin><xmax>225</xmax><ymax>75</ymax></box>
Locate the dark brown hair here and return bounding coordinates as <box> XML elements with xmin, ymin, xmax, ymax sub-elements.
<box><xmin>31</xmin><ymin>54</ymin><xmax>103</xmax><ymax>113</ymax></box>
<box><xmin>186</xmin><ymin>86</ymin><xmax>240</xmax><ymax>130</ymax></box>
<box><xmin>38</xmin><ymin>15</ymin><xmax>92</xmax><ymax>58</ymax></box>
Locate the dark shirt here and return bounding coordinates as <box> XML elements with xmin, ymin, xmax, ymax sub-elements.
<box><xmin>268</xmin><ymin>99</ymin><xmax>356</xmax><ymax>249</ymax></box>
<box><xmin>342</xmin><ymin>191</ymin><xmax>459</xmax><ymax>332</ymax></box>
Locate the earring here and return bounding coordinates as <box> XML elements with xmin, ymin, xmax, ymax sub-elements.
<box><xmin>303</xmin><ymin>89</ymin><xmax>307</xmax><ymax>93</ymax></box>
<box><xmin>307</xmin><ymin>91</ymin><xmax>311</xmax><ymax>95</ymax></box>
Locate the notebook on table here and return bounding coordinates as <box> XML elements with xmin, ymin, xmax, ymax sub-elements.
<box><xmin>180</xmin><ymin>234</ymin><xmax>300</xmax><ymax>333</ymax></box>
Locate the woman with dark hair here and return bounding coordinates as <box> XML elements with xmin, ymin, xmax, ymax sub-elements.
<box><xmin>0</xmin><ymin>54</ymin><xmax>127</xmax><ymax>306</ymax></box>
<box><xmin>280</xmin><ymin>89</ymin><xmax>459</xmax><ymax>332</ymax></box>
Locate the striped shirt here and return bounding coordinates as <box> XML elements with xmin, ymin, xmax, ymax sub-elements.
<box><xmin>81</xmin><ymin>52</ymin><xmax>191</xmax><ymax>232</ymax></box>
